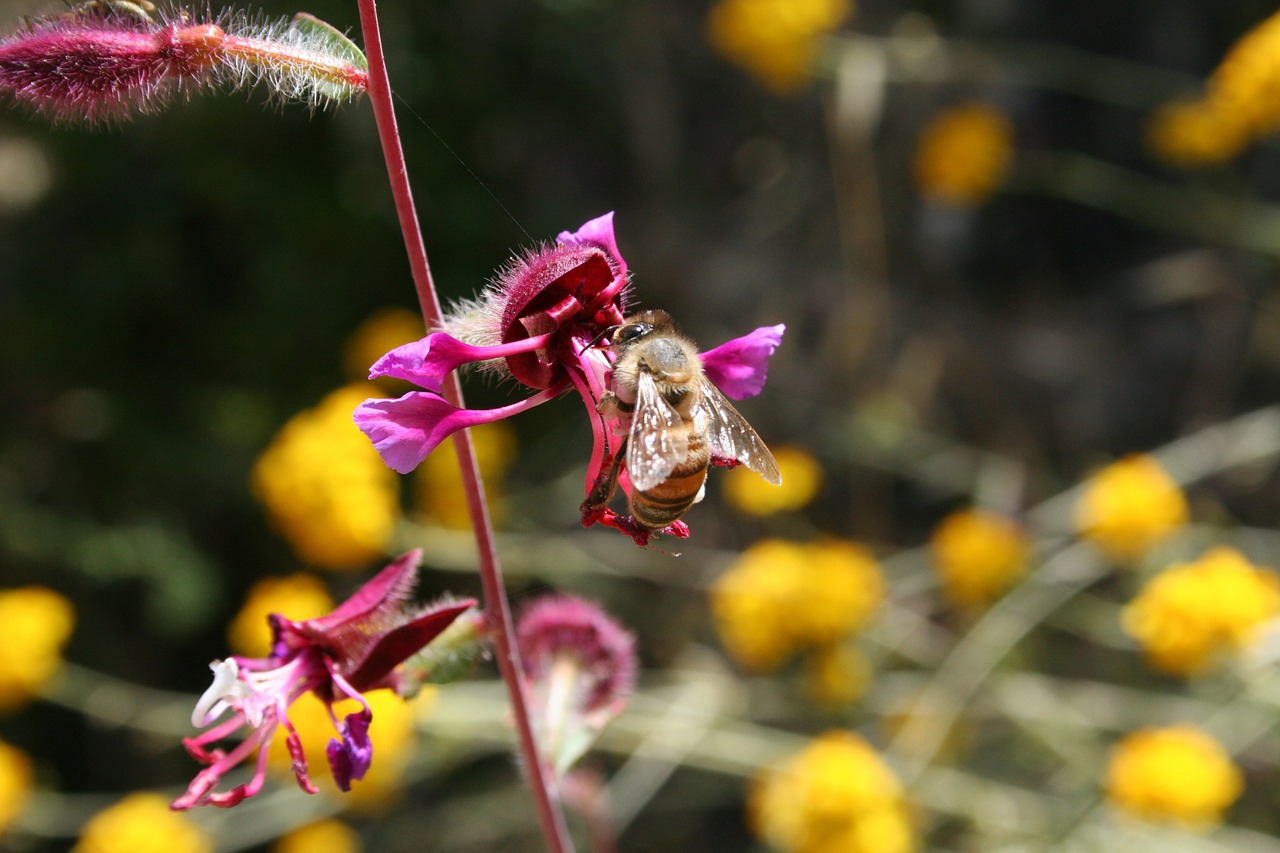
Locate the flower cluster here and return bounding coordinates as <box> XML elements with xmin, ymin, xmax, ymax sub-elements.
<box><xmin>706</xmin><ymin>0</ymin><xmax>852</xmax><ymax>93</ymax></box>
<box><xmin>0</xmin><ymin>1</ymin><xmax>366</xmax><ymax>123</ymax></box>
<box><xmin>0</xmin><ymin>586</ymin><xmax>75</xmax><ymax>711</ymax></box>
<box><xmin>274</xmin><ymin>820</ymin><xmax>362</xmax><ymax>853</ymax></box>
<box><xmin>723</xmin><ymin>444</ymin><xmax>822</xmax><ymax>516</ymax></box>
<box><xmin>711</xmin><ymin>539</ymin><xmax>884</xmax><ymax>675</ymax></box>
<box><xmin>1105</xmin><ymin>725</ymin><xmax>1242</xmax><ymax>826</ymax></box>
<box><xmin>1147</xmin><ymin>9</ymin><xmax>1280</xmax><ymax>167</ymax></box>
<box><xmin>252</xmin><ymin>384</ymin><xmax>400</xmax><ymax>570</ymax></box>
<box><xmin>912</xmin><ymin>103</ymin><xmax>1014</xmax><ymax>207</ymax></box>
<box><xmin>1074</xmin><ymin>454</ymin><xmax>1188</xmax><ymax>562</ymax></box>
<box><xmin>751</xmin><ymin>730</ymin><xmax>914</xmax><ymax>853</ymax></box>
<box><xmin>1121</xmin><ymin>546</ymin><xmax>1280</xmax><ymax>677</ymax></box>
<box><xmin>353</xmin><ymin>213</ymin><xmax>785</xmax><ymax>546</ymax></box>
<box><xmin>929</xmin><ymin>508</ymin><xmax>1030</xmax><ymax>608</ymax></box>
<box><xmin>516</xmin><ymin>595</ymin><xmax>637</xmax><ymax>775</ymax></box>
<box><xmin>0</xmin><ymin>739</ymin><xmax>31</xmax><ymax>835</ymax></box>
<box><xmin>74</xmin><ymin>793</ymin><xmax>210</xmax><ymax>853</ymax></box>
<box><xmin>172</xmin><ymin>551</ymin><xmax>474</xmax><ymax>809</ymax></box>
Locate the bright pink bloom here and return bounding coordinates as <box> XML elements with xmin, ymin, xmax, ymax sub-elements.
<box><xmin>172</xmin><ymin>551</ymin><xmax>474</xmax><ymax>809</ymax></box>
<box><xmin>353</xmin><ymin>213</ymin><xmax>784</xmax><ymax>545</ymax></box>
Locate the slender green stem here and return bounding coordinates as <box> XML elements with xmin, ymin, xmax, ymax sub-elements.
<box><xmin>351</xmin><ymin>2</ymin><xmax>574</xmax><ymax>850</ymax></box>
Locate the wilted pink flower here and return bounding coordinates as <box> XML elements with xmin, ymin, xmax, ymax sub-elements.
<box><xmin>353</xmin><ymin>212</ymin><xmax>784</xmax><ymax>545</ymax></box>
<box><xmin>172</xmin><ymin>551</ymin><xmax>474</xmax><ymax>809</ymax></box>
<box><xmin>516</xmin><ymin>594</ymin><xmax>636</xmax><ymax>774</ymax></box>
<box><xmin>0</xmin><ymin>3</ymin><xmax>367</xmax><ymax>122</ymax></box>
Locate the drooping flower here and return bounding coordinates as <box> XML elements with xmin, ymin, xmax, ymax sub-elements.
<box><xmin>912</xmin><ymin>103</ymin><xmax>1014</xmax><ymax>206</ymax></box>
<box><xmin>353</xmin><ymin>213</ymin><xmax>785</xmax><ymax>546</ymax></box>
<box><xmin>1106</xmin><ymin>725</ymin><xmax>1243</xmax><ymax>826</ymax></box>
<box><xmin>1121</xmin><ymin>546</ymin><xmax>1280</xmax><ymax>677</ymax></box>
<box><xmin>0</xmin><ymin>3</ymin><xmax>367</xmax><ymax>123</ymax></box>
<box><xmin>516</xmin><ymin>594</ymin><xmax>637</xmax><ymax>775</ymax></box>
<box><xmin>929</xmin><ymin>508</ymin><xmax>1030</xmax><ymax>608</ymax></box>
<box><xmin>0</xmin><ymin>586</ymin><xmax>75</xmax><ymax>712</ymax></box>
<box><xmin>74</xmin><ymin>793</ymin><xmax>211</xmax><ymax>853</ymax></box>
<box><xmin>172</xmin><ymin>551</ymin><xmax>475</xmax><ymax>809</ymax></box>
<box><xmin>1074</xmin><ymin>454</ymin><xmax>1188</xmax><ymax>562</ymax></box>
<box><xmin>252</xmin><ymin>384</ymin><xmax>400</xmax><ymax>570</ymax></box>
<box><xmin>706</xmin><ymin>0</ymin><xmax>852</xmax><ymax>93</ymax></box>
<box><xmin>750</xmin><ymin>730</ymin><xmax>914</xmax><ymax>853</ymax></box>
<box><xmin>0</xmin><ymin>738</ymin><xmax>32</xmax><ymax>835</ymax></box>
<box><xmin>711</xmin><ymin>538</ymin><xmax>884</xmax><ymax>672</ymax></box>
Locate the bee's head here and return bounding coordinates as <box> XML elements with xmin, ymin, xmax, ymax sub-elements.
<box><xmin>612</xmin><ymin>309</ymin><xmax>675</xmax><ymax>346</ymax></box>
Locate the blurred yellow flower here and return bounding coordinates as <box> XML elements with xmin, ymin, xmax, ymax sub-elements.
<box><xmin>415</xmin><ymin>420</ymin><xmax>517</xmax><ymax>530</ymax></box>
<box><xmin>268</xmin><ymin>689</ymin><xmax>425</xmax><ymax>809</ymax></box>
<box><xmin>0</xmin><ymin>586</ymin><xmax>75</xmax><ymax>711</ymax></box>
<box><xmin>1122</xmin><ymin>546</ymin><xmax>1280</xmax><ymax>677</ymax></box>
<box><xmin>0</xmin><ymin>739</ymin><xmax>32</xmax><ymax>834</ymax></box>
<box><xmin>751</xmin><ymin>730</ymin><xmax>914</xmax><ymax>853</ymax></box>
<box><xmin>227</xmin><ymin>573</ymin><xmax>335</xmax><ymax>658</ymax></box>
<box><xmin>72</xmin><ymin>793</ymin><xmax>211</xmax><ymax>853</ymax></box>
<box><xmin>723</xmin><ymin>445</ymin><xmax>822</xmax><ymax>516</ymax></box>
<box><xmin>929</xmin><ymin>509</ymin><xmax>1029</xmax><ymax>608</ymax></box>
<box><xmin>344</xmin><ymin>308</ymin><xmax>424</xmax><ymax>384</ymax></box>
<box><xmin>711</xmin><ymin>539</ymin><xmax>884</xmax><ymax>671</ymax></box>
<box><xmin>707</xmin><ymin>0</ymin><xmax>852</xmax><ymax>93</ymax></box>
<box><xmin>912</xmin><ymin>103</ymin><xmax>1014</xmax><ymax>206</ymax></box>
<box><xmin>1148</xmin><ymin>10</ymin><xmax>1280</xmax><ymax>167</ymax></box>
<box><xmin>274</xmin><ymin>819</ymin><xmax>363</xmax><ymax>853</ymax></box>
<box><xmin>1074</xmin><ymin>454</ymin><xmax>1188</xmax><ymax>561</ymax></box>
<box><xmin>803</xmin><ymin>643</ymin><xmax>870</xmax><ymax>708</ymax></box>
<box><xmin>1106</xmin><ymin>725</ymin><xmax>1242</xmax><ymax>826</ymax></box>
<box><xmin>252</xmin><ymin>384</ymin><xmax>400</xmax><ymax>570</ymax></box>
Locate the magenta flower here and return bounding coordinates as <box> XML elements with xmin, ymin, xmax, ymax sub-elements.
<box><xmin>354</xmin><ymin>212</ymin><xmax>785</xmax><ymax>545</ymax></box>
<box><xmin>172</xmin><ymin>550</ymin><xmax>475</xmax><ymax>810</ymax></box>
<box><xmin>516</xmin><ymin>594</ymin><xmax>637</xmax><ymax>774</ymax></box>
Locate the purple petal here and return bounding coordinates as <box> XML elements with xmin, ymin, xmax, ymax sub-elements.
<box><xmin>701</xmin><ymin>324</ymin><xmax>786</xmax><ymax>399</ymax></box>
<box><xmin>354</xmin><ymin>386</ymin><xmax>561</xmax><ymax>475</ymax></box>
<box><xmin>370</xmin><ymin>332</ymin><xmax>553</xmax><ymax>393</ymax></box>
<box><xmin>558</xmin><ymin>212</ymin><xmax>626</xmax><ymax>277</ymax></box>
<box><xmin>326</xmin><ymin>707</ymin><xmax>373</xmax><ymax>791</ymax></box>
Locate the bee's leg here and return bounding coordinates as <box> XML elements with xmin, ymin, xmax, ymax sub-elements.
<box><xmin>583</xmin><ymin>437</ymin><xmax>626</xmax><ymax>510</ymax></box>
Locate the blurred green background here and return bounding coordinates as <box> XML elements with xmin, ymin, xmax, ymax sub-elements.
<box><xmin>6</xmin><ymin>0</ymin><xmax>1280</xmax><ymax>850</ymax></box>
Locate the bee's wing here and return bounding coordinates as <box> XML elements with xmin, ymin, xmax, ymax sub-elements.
<box><xmin>697</xmin><ymin>377</ymin><xmax>782</xmax><ymax>485</ymax></box>
<box><xmin>626</xmin><ymin>371</ymin><xmax>688</xmax><ymax>492</ymax></box>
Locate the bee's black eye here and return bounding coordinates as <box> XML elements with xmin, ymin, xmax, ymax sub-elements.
<box><xmin>615</xmin><ymin>322</ymin><xmax>652</xmax><ymax>344</ymax></box>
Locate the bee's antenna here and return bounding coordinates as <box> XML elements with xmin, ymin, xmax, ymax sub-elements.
<box><xmin>579</xmin><ymin>326</ymin><xmax>620</xmax><ymax>355</ymax></box>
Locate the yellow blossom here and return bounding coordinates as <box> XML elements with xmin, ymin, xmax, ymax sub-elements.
<box><xmin>1122</xmin><ymin>546</ymin><xmax>1280</xmax><ymax>677</ymax></box>
<box><xmin>227</xmin><ymin>573</ymin><xmax>335</xmax><ymax>658</ymax></box>
<box><xmin>912</xmin><ymin>103</ymin><xmax>1014</xmax><ymax>206</ymax></box>
<box><xmin>0</xmin><ymin>739</ymin><xmax>32</xmax><ymax>834</ymax></box>
<box><xmin>274</xmin><ymin>819</ymin><xmax>363</xmax><ymax>853</ymax></box>
<box><xmin>724</xmin><ymin>445</ymin><xmax>822</xmax><ymax>516</ymax></box>
<box><xmin>0</xmin><ymin>586</ymin><xmax>75</xmax><ymax>712</ymax></box>
<box><xmin>1074</xmin><ymin>454</ymin><xmax>1188</xmax><ymax>561</ymax></box>
<box><xmin>252</xmin><ymin>384</ymin><xmax>400</xmax><ymax>570</ymax></box>
<box><xmin>929</xmin><ymin>509</ymin><xmax>1029</xmax><ymax>608</ymax></box>
<box><xmin>72</xmin><ymin>793</ymin><xmax>211</xmax><ymax>853</ymax></box>
<box><xmin>1106</xmin><ymin>725</ymin><xmax>1242</xmax><ymax>826</ymax></box>
<box><xmin>751</xmin><ymin>731</ymin><xmax>914</xmax><ymax>853</ymax></box>
<box><xmin>1148</xmin><ymin>10</ymin><xmax>1280</xmax><ymax>167</ymax></box>
<box><xmin>711</xmin><ymin>539</ymin><xmax>884</xmax><ymax>671</ymax></box>
<box><xmin>414</xmin><ymin>420</ymin><xmax>516</xmax><ymax>530</ymax></box>
<box><xmin>344</xmin><ymin>308</ymin><xmax>424</xmax><ymax>384</ymax></box>
<box><xmin>707</xmin><ymin>0</ymin><xmax>852</xmax><ymax>93</ymax></box>
<box><xmin>268</xmin><ymin>689</ymin><xmax>426</xmax><ymax>810</ymax></box>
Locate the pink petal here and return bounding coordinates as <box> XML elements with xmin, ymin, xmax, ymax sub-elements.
<box><xmin>701</xmin><ymin>324</ymin><xmax>786</xmax><ymax>399</ymax></box>
<box><xmin>369</xmin><ymin>332</ymin><xmax>553</xmax><ymax>393</ymax></box>
<box><xmin>353</xmin><ymin>386</ymin><xmax>561</xmax><ymax>475</ymax></box>
<box><xmin>558</xmin><ymin>211</ymin><xmax>625</xmax><ymax>275</ymax></box>
<box><xmin>306</xmin><ymin>550</ymin><xmax>422</xmax><ymax>632</ymax></box>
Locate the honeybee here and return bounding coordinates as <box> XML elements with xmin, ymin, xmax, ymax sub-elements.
<box><xmin>585</xmin><ymin>309</ymin><xmax>782</xmax><ymax>530</ymax></box>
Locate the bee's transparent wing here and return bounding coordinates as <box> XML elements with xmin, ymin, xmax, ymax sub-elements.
<box><xmin>626</xmin><ymin>371</ymin><xmax>688</xmax><ymax>492</ymax></box>
<box><xmin>696</xmin><ymin>377</ymin><xmax>782</xmax><ymax>485</ymax></box>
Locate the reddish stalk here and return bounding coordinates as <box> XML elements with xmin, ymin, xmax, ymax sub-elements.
<box><xmin>352</xmin><ymin>1</ymin><xmax>574</xmax><ymax>850</ymax></box>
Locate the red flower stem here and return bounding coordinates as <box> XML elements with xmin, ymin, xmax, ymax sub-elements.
<box><xmin>353</xmin><ymin>2</ymin><xmax>575</xmax><ymax>851</ymax></box>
